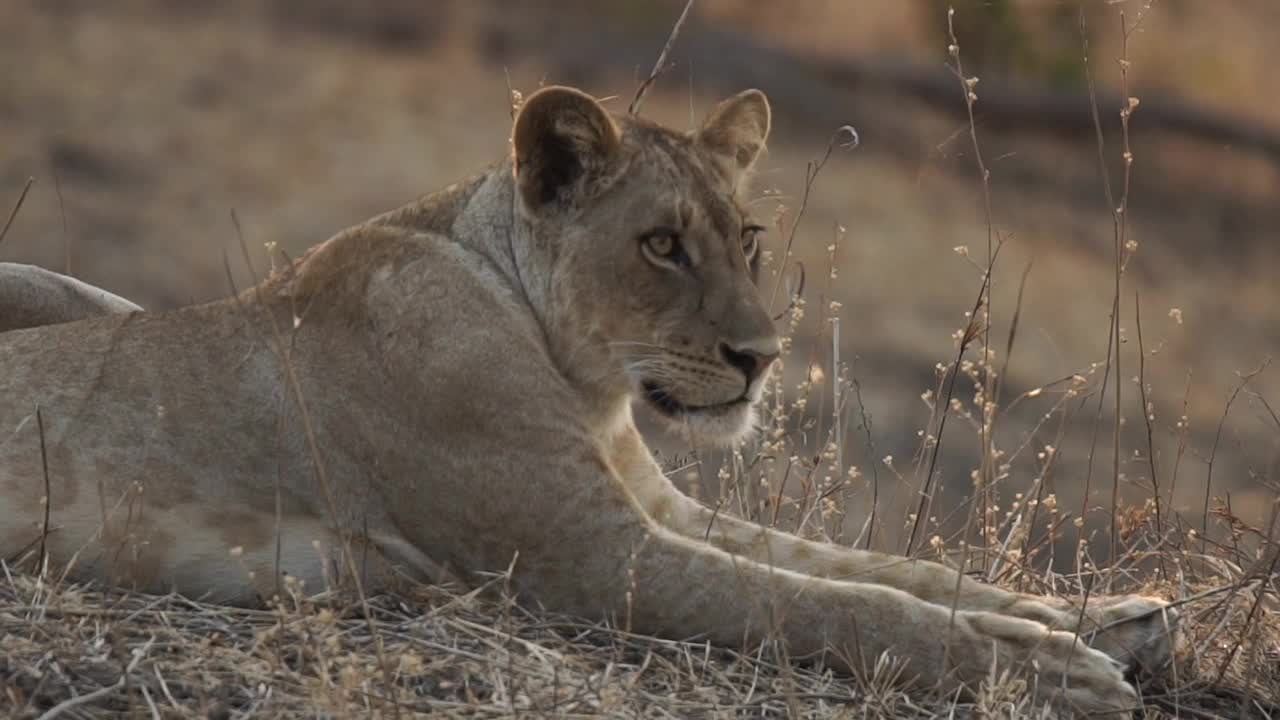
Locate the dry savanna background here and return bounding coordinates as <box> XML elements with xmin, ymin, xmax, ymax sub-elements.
<box><xmin>2</xmin><ymin>0</ymin><xmax>1279</xmax><ymax>717</ymax></box>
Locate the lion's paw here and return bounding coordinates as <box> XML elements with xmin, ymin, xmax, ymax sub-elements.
<box><xmin>1075</xmin><ymin>595</ymin><xmax>1180</xmax><ymax>675</ymax></box>
<box><xmin>966</xmin><ymin>612</ymin><xmax>1139</xmax><ymax>716</ymax></box>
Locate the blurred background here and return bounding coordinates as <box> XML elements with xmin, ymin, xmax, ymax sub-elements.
<box><xmin>3</xmin><ymin>0</ymin><xmax>1278</xmax><ymax>553</ymax></box>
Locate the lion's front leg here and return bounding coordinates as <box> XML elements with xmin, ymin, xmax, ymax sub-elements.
<box><xmin>665</xmin><ymin>491</ymin><xmax>1059</xmax><ymax>610</ymax></box>
<box><xmin>518</xmin><ymin>517</ymin><xmax>1138</xmax><ymax>715</ymax></box>
<box><xmin>1045</xmin><ymin>594</ymin><xmax>1180</xmax><ymax>675</ymax></box>
<box><xmin>613</xmin><ymin>430</ymin><xmax>1178</xmax><ymax>675</ymax></box>
<box><xmin>613</xmin><ymin>430</ymin><xmax>1054</xmax><ymax>613</ymax></box>
<box><xmin>669</xmin><ymin>496</ymin><xmax>1177</xmax><ymax>669</ymax></box>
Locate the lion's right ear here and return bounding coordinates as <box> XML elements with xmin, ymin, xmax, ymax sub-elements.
<box><xmin>695</xmin><ymin>89</ymin><xmax>771</xmax><ymax>183</ymax></box>
<box><xmin>512</xmin><ymin>86</ymin><xmax>621</xmax><ymax>209</ymax></box>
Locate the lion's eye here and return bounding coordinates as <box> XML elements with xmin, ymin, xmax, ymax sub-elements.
<box><xmin>647</xmin><ymin>233</ymin><xmax>675</xmax><ymax>256</ymax></box>
<box><xmin>741</xmin><ymin>224</ymin><xmax>765</xmax><ymax>261</ymax></box>
<box><xmin>640</xmin><ymin>229</ymin><xmax>690</xmax><ymax>268</ymax></box>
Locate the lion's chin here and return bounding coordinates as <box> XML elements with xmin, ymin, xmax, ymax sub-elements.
<box><xmin>669</xmin><ymin>404</ymin><xmax>759</xmax><ymax>447</ymax></box>
<box><xmin>639</xmin><ymin>381</ymin><xmax>759</xmax><ymax>447</ymax></box>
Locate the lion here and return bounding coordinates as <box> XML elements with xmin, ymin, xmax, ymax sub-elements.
<box><xmin>0</xmin><ymin>262</ymin><xmax>142</xmax><ymax>333</ymax></box>
<box><xmin>0</xmin><ymin>86</ymin><xmax>1176</xmax><ymax>713</ymax></box>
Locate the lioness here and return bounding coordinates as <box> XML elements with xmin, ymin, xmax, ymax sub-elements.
<box><xmin>0</xmin><ymin>262</ymin><xmax>142</xmax><ymax>333</ymax></box>
<box><xmin>0</xmin><ymin>86</ymin><xmax>1174</xmax><ymax>713</ymax></box>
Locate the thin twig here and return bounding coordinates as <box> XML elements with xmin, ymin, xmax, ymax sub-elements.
<box><xmin>1134</xmin><ymin>292</ymin><xmax>1167</xmax><ymax>579</ymax></box>
<box><xmin>1077</xmin><ymin>5</ymin><xmax>1121</xmax><ymax>578</ymax></box>
<box><xmin>905</xmin><ymin>243</ymin><xmax>1001</xmax><ymax>557</ymax></box>
<box><xmin>767</xmin><ymin>126</ymin><xmax>858</xmax><ymax>316</ymax></box>
<box><xmin>35</xmin><ymin>678</ymin><xmax>125</xmax><ymax>720</ymax></box>
<box><xmin>629</xmin><ymin>0</ymin><xmax>696</xmax><ymax>116</ymax></box>
<box><xmin>53</xmin><ymin>170</ymin><xmax>71</xmax><ymax>275</ymax></box>
<box><xmin>35</xmin><ymin>407</ymin><xmax>52</xmax><ymax>576</ymax></box>
<box><xmin>946</xmin><ymin>6</ymin><xmax>999</xmax><ymax>566</ymax></box>
<box><xmin>1203</xmin><ymin>360</ymin><xmax>1270</xmax><ymax>555</ymax></box>
<box><xmin>0</xmin><ymin>176</ymin><xmax>35</xmax><ymax>247</ymax></box>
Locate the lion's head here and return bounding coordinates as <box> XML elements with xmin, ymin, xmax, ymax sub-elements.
<box><xmin>511</xmin><ymin>86</ymin><xmax>780</xmax><ymax>446</ymax></box>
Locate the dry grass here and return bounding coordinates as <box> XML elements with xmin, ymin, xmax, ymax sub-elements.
<box><xmin>2</xmin><ymin>543</ymin><xmax>1276</xmax><ymax>718</ymax></box>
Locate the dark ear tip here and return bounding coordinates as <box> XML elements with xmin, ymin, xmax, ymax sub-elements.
<box><xmin>523</xmin><ymin>85</ymin><xmax>597</xmax><ymax>104</ymax></box>
<box><xmin>512</xmin><ymin>86</ymin><xmax>620</xmax><ymax>154</ymax></box>
<box><xmin>515</xmin><ymin>86</ymin><xmax>596</xmax><ymax>128</ymax></box>
<box><xmin>514</xmin><ymin>87</ymin><xmax>611</xmax><ymax>136</ymax></box>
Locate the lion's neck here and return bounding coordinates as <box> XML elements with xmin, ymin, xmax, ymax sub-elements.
<box><xmin>296</xmin><ymin>161</ymin><xmax>632</xmax><ymax>430</ymax></box>
<box><xmin>439</xmin><ymin>162</ymin><xmax>632</xmax><ymax>414</ymax></box>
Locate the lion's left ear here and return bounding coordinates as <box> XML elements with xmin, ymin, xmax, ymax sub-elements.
<box><xmin>512</xmin><ymin>86</ymin><xmax>622</xmax><ymax>209</ymax></box>
<box><xmin>695</xmin><ymin>89</ymin><xmax>771</xmax><ymax>180</ymax></box>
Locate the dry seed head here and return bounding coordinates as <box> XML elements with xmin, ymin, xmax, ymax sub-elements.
<box><xmin>398</xmin><ymin>653</ymin><xmax>425</xmax><ymax>675</ymax></box>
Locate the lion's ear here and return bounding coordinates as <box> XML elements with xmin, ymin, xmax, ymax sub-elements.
<box><xmin>512</xmin><ymin>86</ymin><xmax>621</xmax><ymax>208</ymax></box>
<box><xmin>696</xmin><ymin>89</ymin><xmax>771</xmax><ymax>180</ymax></box>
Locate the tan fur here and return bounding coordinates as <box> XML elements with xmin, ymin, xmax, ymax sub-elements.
<box><xmin>0</xmin><ymin>87</ymin><xmax>1176</xmax><ymax>714</ymax></box>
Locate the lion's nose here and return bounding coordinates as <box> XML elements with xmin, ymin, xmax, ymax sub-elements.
<box><xmin>719</xmin><ymin>341</ymin><xmax>779</xmax><ymax>385</ymax></box>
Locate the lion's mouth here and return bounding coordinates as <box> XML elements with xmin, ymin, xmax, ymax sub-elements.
<box><xmin>641</xmin><ymin>381</ymin><xmax>748</xmax><ymax>418</ymax></box>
